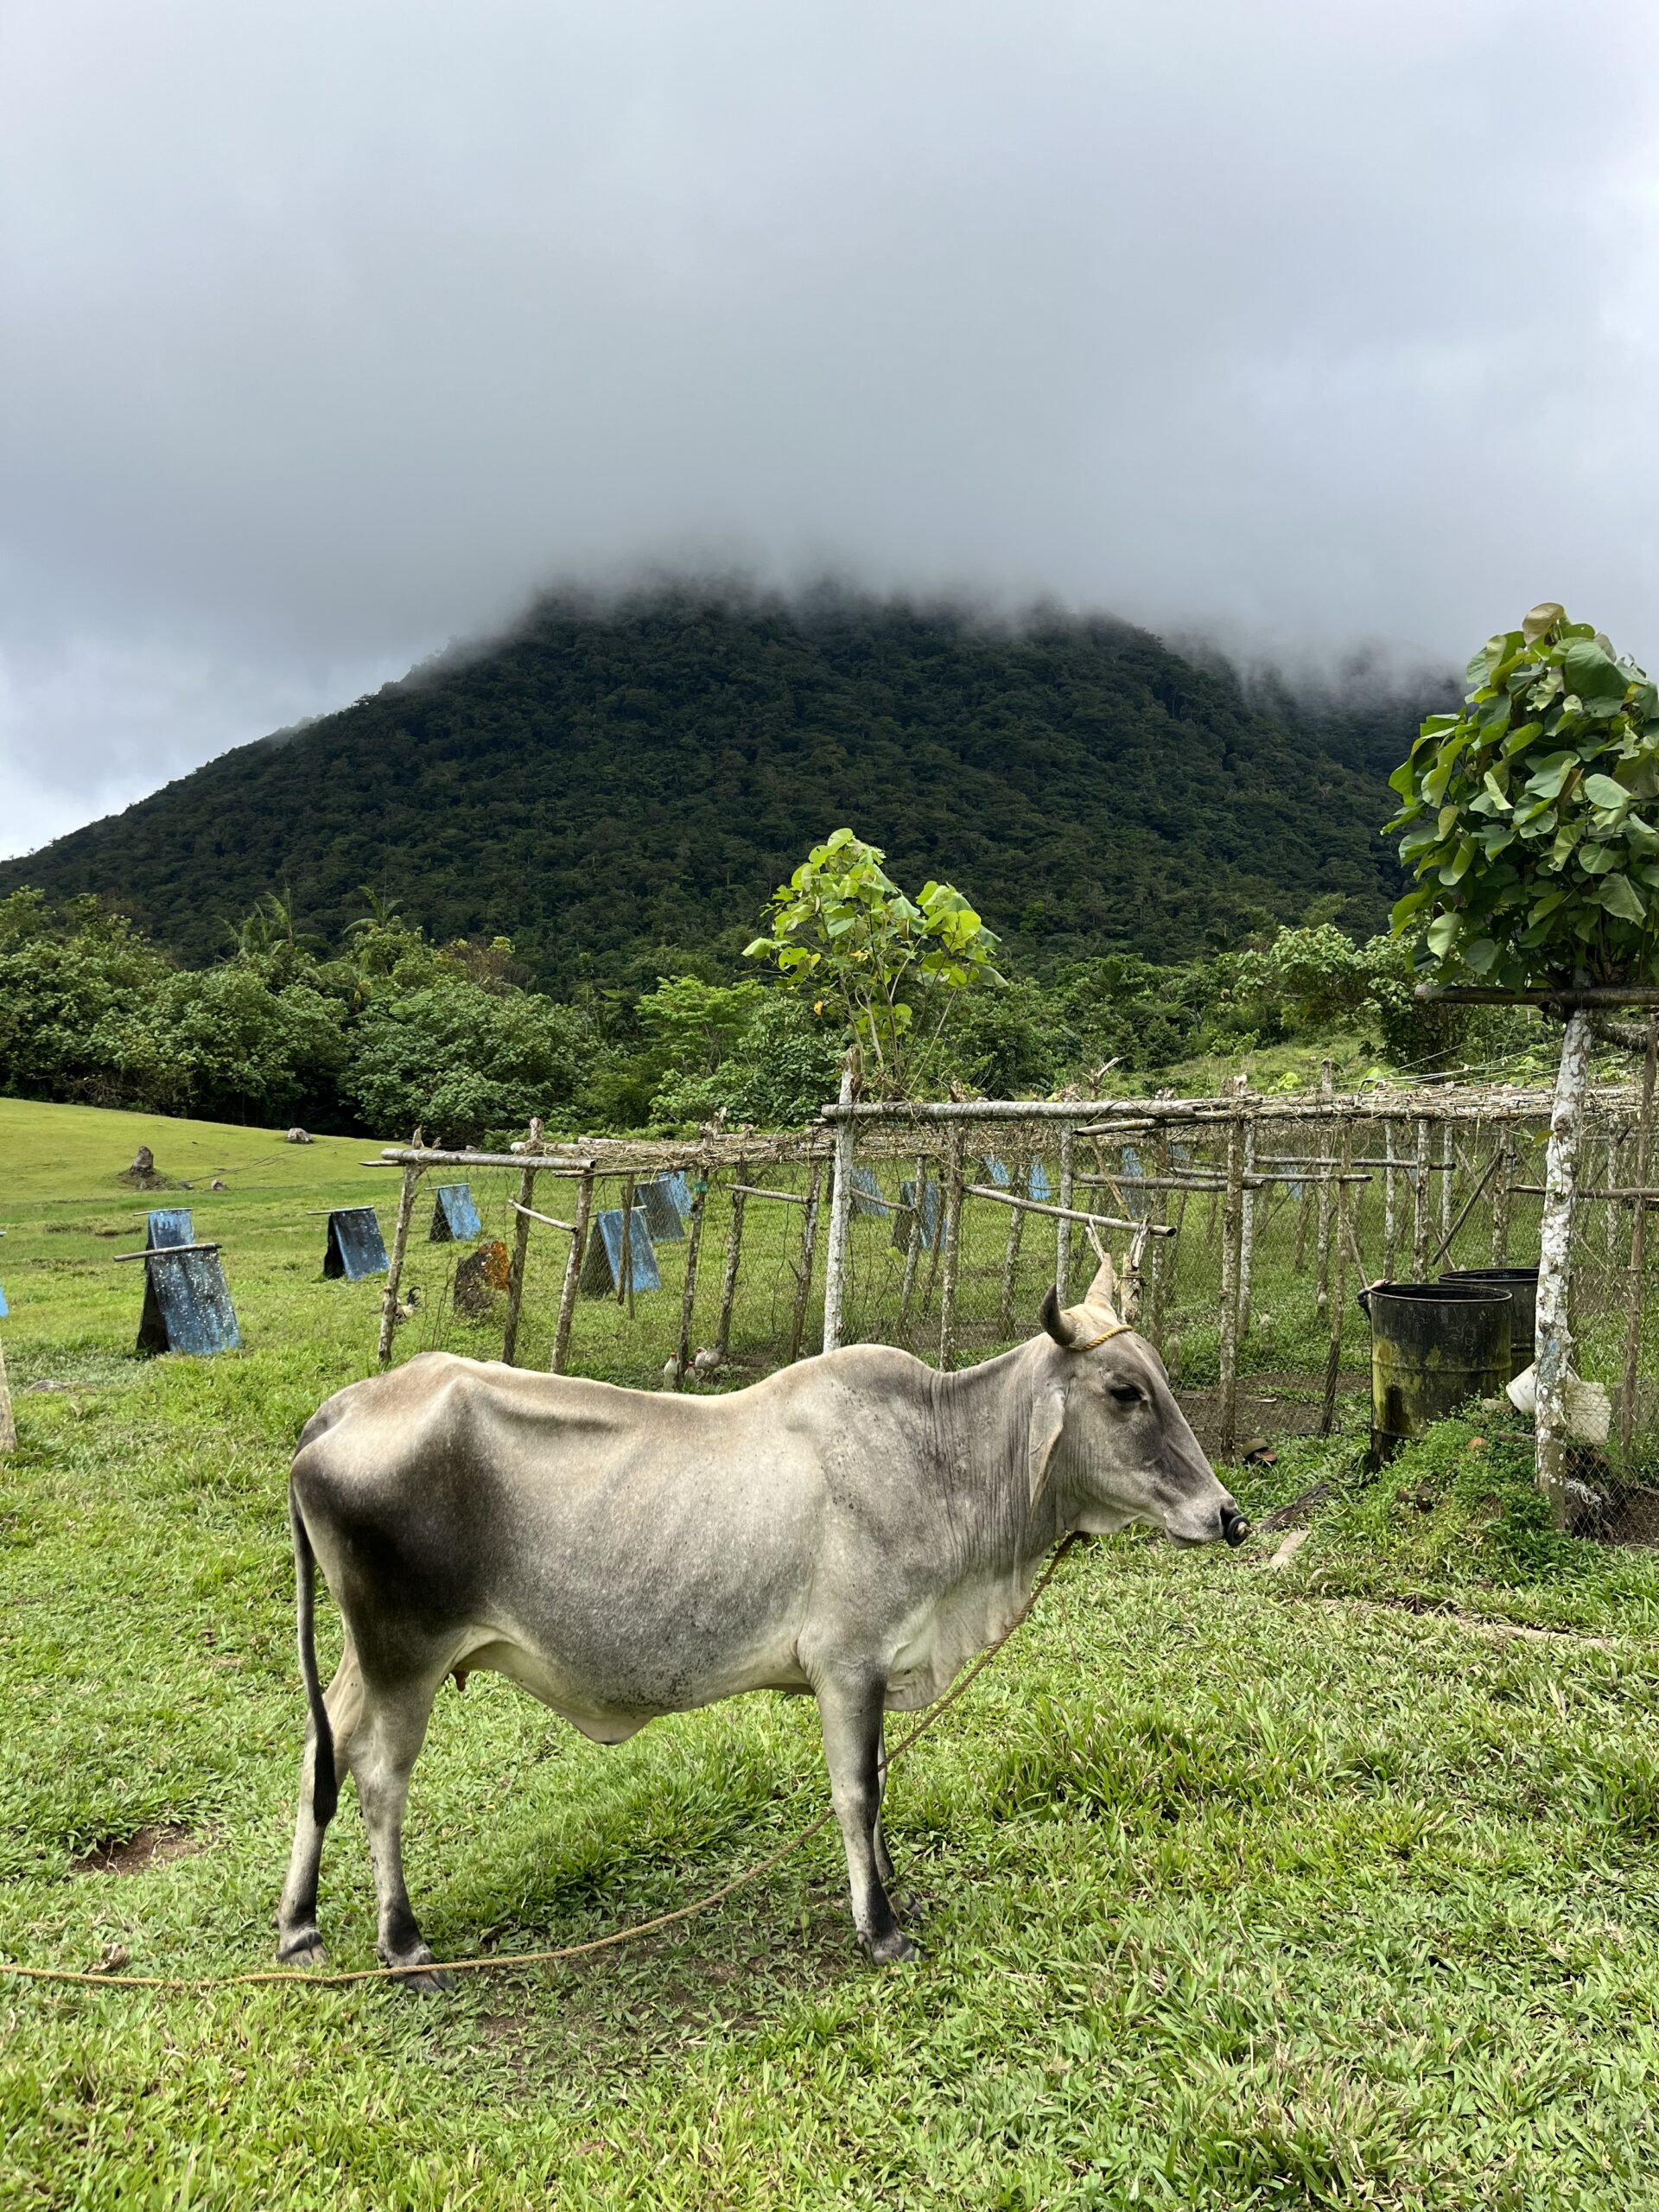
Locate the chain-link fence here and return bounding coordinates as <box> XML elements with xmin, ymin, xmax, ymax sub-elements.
<box><xmin>372</xmin><ymin>1074</ymin><xmax>1659</xmax><ymax>1537</ymax></box>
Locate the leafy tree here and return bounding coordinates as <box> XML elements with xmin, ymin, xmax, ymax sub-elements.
<box><xmin>744</xmin><ymin>829</ymin><xmax>1002</xmax><ymax>1096</ymax></box>
<box><xmin>343</xmin><ymin>978</ymin><xmax>594</xmax><ymax>1143</ymax></box>
<box><xmin>1388</xmin><ymin>603</ymin><xmax>1659</xmax><ymax>987</ymax></box>
<box><xmin>648</xmin><ymin>991</ymin><xmax>842</xmax><ymax>1130</ymax></box>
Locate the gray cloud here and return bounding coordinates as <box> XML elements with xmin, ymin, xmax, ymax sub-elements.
<box><xmin>4</xmin><ymin>0</ymin><xmax>1657</xmax><ymax>855</ymax></box>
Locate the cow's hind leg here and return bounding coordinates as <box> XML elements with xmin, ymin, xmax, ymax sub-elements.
<box><xmin>353</xmin><ymin>1672</ymin><xmax>452</xmax><ymax>1993</ymax></box>
<box><xmin>276</xmin><ymin>1646</ymin><xmax>365</xmax><ymax>1967</ymax></box>
<box><xmin>872</xmin><ymin>1727</ymin><xmax>924</xmax><ymax>1924</ymax></box>
<box><xmin>816</xmin><ymin>1672</ymin><xmax>918</xmax><ymax>1966</ymax></box>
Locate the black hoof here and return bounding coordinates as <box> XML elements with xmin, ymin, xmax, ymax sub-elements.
<box><xmin>276</xmin><ymin>1928</ymin><xmax>326</xmax><ymax>1968</ymax></box>
<box><xmin>867</xmin><ymin>1928</ymin><xmax>920</xmax><ymax>1967</ymax></box>
<box><xmin>385</xmin><ymin>1960</ymin><xmax>455</xmax><ymax>1995</ymax></box>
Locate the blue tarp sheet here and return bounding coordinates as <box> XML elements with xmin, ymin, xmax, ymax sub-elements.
<box><xmin>639</xmin><ymin>1173</ymin><xmax>689</xmax><ymax>1242</ymax></box>
<box><xmin>849</xmin><ymin>1166</ymin><xmax>890</xmax><ymax>1217</ymax></box>
<box><xmin>893</xmin><ymin>1178</ymin><xmax>943</xmax><ymax>1251</ymax></box>
<box><xmin>147</xmin><ymin>1209</ymin><xmax>193</xmax><ymax>1249</ymax></box>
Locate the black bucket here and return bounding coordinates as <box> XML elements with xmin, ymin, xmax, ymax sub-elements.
<box><xmin>1437</xmin><ymin>1267</ymin><xmax>1538</xmax><ymax>1378</ymax></box>
<box><xmin>1357</xmin><ymin>1281</ymin><xmax>1513</xmax><ymax>1465</ymax></box>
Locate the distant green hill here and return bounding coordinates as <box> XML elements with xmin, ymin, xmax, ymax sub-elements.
<box><xmin>0</xmin><ymin>588</ymin><xmax>1450</xmax><ymax>987</ymax></box>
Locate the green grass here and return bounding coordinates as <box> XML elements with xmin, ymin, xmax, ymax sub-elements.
<box><xmin>9</xmin><ymin>1097</ymin><xmax>1659</xmax><ymax>2207</ymax></box>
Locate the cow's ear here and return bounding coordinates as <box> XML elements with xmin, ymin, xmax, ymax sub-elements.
<box><xmin>1083</xmin><ymin>1252</ymin><xmax>1122</xmax><ymax>1322</ymax></box>
<box><xmin>1027</xmin><ymin>1385</ymin><xmax>1067</xmax><ymax>1510</ymax></box>
<box><xmin>1040</xmin><ymin>1286</ymin><xmax>1075</xmax><ymax>1346</ymax></box>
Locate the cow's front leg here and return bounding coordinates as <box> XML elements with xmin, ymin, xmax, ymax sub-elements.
<box><xmin>816</xmin><ymin>1671</ymin><xmax>918</xmax><ymax>1965</ymax></box>
<box><xmin>872</xmin><ymin>1727</ymin><xmax>923</xmax><ymax>1923</ymax></box>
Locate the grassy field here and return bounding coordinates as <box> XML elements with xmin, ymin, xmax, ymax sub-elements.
<box><xmin>8</xmin><ymin>1097</ymin><xmax>1659</xmax><ymax>2208</ymax></box>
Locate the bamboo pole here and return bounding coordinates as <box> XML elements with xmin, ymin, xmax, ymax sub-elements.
<box><xmin>617</xmin><ymin>1174</ymin><xmax>635</xmax><ymax>1317</ymax></box>
<box><xmin>1438</xmin><ymin>1122</ymin><xmax>1455</xmax><ymax>1249</ymax></box>
<box><xmin>0</xmin><ymin>1340</ymin><xmax>15</xmax><ymax>1456</ymax></box>
<box><xmin>938</xmin><ymin>1129</ymin><xmax>964</xmax><ymax>1370</ymax></box>
<box><xmin>963</xmin><ymin>1186</ymin><xmax>1177</xmax><ymax>1233</ymax></box>
<box><xmin>550</xmin><ymin>1171</ymin><xmax>594</xmax><ymax>1375</ymax></box>
<box><xmin>715</xmin><ymin>1164</ymin><xmax>750</xmax><ymax>1363</ymax></box>
<box><xmin>1146</xmin><ymin>1130</ymin><xmax>1169</xmax><ymax>1345</ymax></box>
<box><xmin>1382</xmin><ymin>1122</ymin><xmax>1399</xmax><ymax>1278</ymax></box>
<box><xmin>376</xmin><ymin>1164</ymin><xmax>422</xmax><ymax>1368</ymax></box>
<box><xmin>1536</xmin><ymin>1009</ymin><xmax>1594</xmax><ymax>1522</ymax></box>
<box><xmin>899</xmin><ymin>1151</ymin><xmax>927</xmax><ymax>1336</ymax></box>
<box><xmin>500</xmin><ymin>1163</ymin><xmax>539</xmax><ymax>1366</ymax></box>
<box><xmin>1315</xmin><ymin>1062</ymin><xmax>1334</xmax><ymax>1315</ymax></box>
<box><xmin>1411</xmin><ymin>1117</ymin><xmax>1431</xmax><ymax>1277</ymax></box>
<box><xmin>820</xmin><ymin>1067</ymin><xmax>857</xmax><ymax>1353</ymax></box>
<box><xmin>674</xmin><ymin>1174</ymin><xmax>709</xmax><ymax>1384</ymax></box>
<box><xmin>1218</xmin><ymin>1116</ymin><xmax>1247</xmax><ymax>1461</ymax></box>
<box><xmin>787</xmin><ymin>1162</ymin><xmax>823</xmax><ymax>1364</ymax></box>
<box><xmin>1293</xmin><ymin>1147</ymin><xmax>1312</xmax><ymax>1274</ymax></box>
<box><xmin>1056</xmin><ymin>1127</ymin><xmax>1075</xmax><ymax>1298</ymax></box>
<box><xmin>1619</xmin><ymin>1020</ymin><xmax>1658</xmax><ymax>1464</ymax></box>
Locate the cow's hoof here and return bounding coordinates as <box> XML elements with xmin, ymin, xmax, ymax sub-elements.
<box><xmin>379</xmin><ymin>1941</ymin><xmax>455</xmax><ymax>1994</ymax></box>
<box><xmin>276</xmin><ymin>1927</ymin><xmax>326</xmax><ymax>1969</ymax></box>
<box><xmin>868</xmin><ymin>1928</ymin><xmax>920</xmax><ymax>1967</ymax></box>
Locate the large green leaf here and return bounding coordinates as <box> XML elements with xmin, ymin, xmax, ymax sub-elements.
<box><xmin>1426</xmin><ymin>912</ymin><xmax>1459</xmax><ymax>957</ymax></box>
<box><xmin>1583</xmin><ymin>772</ymin><xmax>1630</xmax><ymax>809</ymax></box>
<box><xmin>1598</xmin><ymin>874</ymin><xmax>1648</xmax><ymax>923</ymax></box>
<box><xmin>1565</xmin><ymin>639</ymin><xmax>1630</xmax><ymax>703</ymax></box>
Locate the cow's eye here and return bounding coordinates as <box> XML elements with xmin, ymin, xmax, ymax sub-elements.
<box><xmin>1109</xmin><ymin>1383</ymin><xmax>1142</xmax><ymax>1408</ymax></box>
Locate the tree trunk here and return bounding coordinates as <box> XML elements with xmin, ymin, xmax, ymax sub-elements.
<box><xmin>821</xmin><ymin>1066</ymin><xmax>857</xmax><ymax>1352</ymax></box>
<box><xmin>1536</xmin><ymin>1008</ymin><xmax>1593</xmax><ymax>1522</ymax></box>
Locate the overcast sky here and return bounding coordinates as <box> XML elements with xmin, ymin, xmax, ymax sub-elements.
<box><xmin>3</xmin><ymin>0</ymin><xmax>1657</xmax><ymax>858</ymax></box>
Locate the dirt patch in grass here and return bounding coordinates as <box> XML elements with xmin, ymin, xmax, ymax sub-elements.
<box><xmin>72</xmin><ymin>1823</ymin><xmax>205</xmax><ymax>1877</ymax></box>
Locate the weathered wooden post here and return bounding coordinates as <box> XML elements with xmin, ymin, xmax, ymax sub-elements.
<box><xmin>820</xmin><ymin>1067</ymin><xmax>858</xmax><ymax>1354</ymax></box>
<box><xmin>786</xmin><ymin>1160</ymin><xmax>823</xmax><ymax>1363</ymax></box>
<box><xmin>1319</xmin><ymin>1125</ymin><xmax>1353</xmax><ymax>1436</ymax></box>
<box><xmin>377</xmin><ymin>1161</ymin><xmax>423</xmax><ymax>1368</ymax></box>
<box><xmin>617</xmin><ymin>1173</ymin><xmax>636</xmax><ymax>1317</ymax></box>
<box><xmin>1536</xmin><ymin>1009</ymin><xmax>1594</xmax><ymax>1520</ymax></box>
<box><xmin>674</xmin><ymin>1171</ymin><xmax>709</xmax><ymax>1384</ymax></box>
<box><xmin>1619</xmin><ymin>1020</ymin><xmax>1658</xmax><ymax>1464</ymax></box>
<box><xmin>1218</xmin><ymin>1112</ymin><xmax>1247</xmax><ymax>1460</ymax></box>
<box><xmin>996</xmin><ymin>1147</ymin><xmax>1027</xmax><ymax>1338</ymax></box>
<box><xmin>716</xmin><ymin>1161</ymin><xmax>750</xmax><ymax>1363</ymax></box>
<box><xmin>1146</xmin><ymin>1128</ymin><xmax>1170</xmax><ymax>1346</ymax></box>
<box><xmin>938</xmin><ymin>1128</ymin><xmax>965</xmax><ymax>1370</ymax></box>
<box><xmin>1315</xmin><ymin>1061</ymin><xmax>1334</xmax><ymax>1315</ymax></box>
<box><xmin>500</xmin><ymin>1158</ymin><xmax>539</xmax><ymax>1366</ymax></box>
<box><xmin>898</xmin><ymin>1149</ymin><xmax>928</xmax><ymax>1335</ymax></box>
<box><xmin>1383</xmin><ymin>1121</ymin><xmax>1400</xmax><ymax>1278</ymax></box>
<box><xmin>550</xmin><ymin>1170</ymin><xmax>594</xmax><ymax>1375</ymax></box>
<box><xmin>0</xmin><ymin>1339</ymin><xmax>15</xmax><ymax>1457</ymax></box>
<box><xmin>1491</xmin><ymin>1128</ymin><xmax>1514</xmax><ymax>1265</ymax></box>
<box><xmin>1439</xmin><ymin>1122</ymin><xmax>1455</xmax><ymax>1249</ymax></box>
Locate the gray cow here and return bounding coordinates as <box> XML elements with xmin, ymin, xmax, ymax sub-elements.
<box><xmin>276</xmin><ymin>1260</ymin><xmax>1247</xmax><ymax>1986</ymax></box>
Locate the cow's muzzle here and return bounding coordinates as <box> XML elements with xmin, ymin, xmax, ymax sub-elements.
<box><xmin>1220</xmin><ymin>1505</ymin><xmax>1251</xmax><ymax>1548</ymax></box>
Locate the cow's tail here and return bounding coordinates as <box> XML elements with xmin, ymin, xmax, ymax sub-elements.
<box><xmin>290</xmin><ymin>1487</ymin><xmax>338</xmax><ymax>1828</ymax></box>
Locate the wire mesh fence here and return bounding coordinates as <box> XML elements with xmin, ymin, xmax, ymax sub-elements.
<box><xmin>371</xmin><ymin>1071</ymin><xmax>1659</xmax><ymax>1540</ymax></box>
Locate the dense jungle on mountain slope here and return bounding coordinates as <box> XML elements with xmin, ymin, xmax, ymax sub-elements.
<box><xmin>0</xmin><ymin>588</ymin><xmax>1450</xmax><ymax>990</ymax></box>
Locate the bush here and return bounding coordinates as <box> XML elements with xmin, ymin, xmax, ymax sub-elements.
<box><xmin>345</xmin><ymin>980</ymin><xmax>594</xmax><ymax>1143</ymax></box>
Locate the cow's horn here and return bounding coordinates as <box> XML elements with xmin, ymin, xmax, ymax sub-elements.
<box><xmin>1040</xmin><ymin>1286</ymin><xmax>1076</xmax><ymax>1347</ymax></box>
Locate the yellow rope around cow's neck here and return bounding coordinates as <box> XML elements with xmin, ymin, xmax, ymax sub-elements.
<box><xmin>0</xmin><ymin>1535</ymin><xmax>1083</xmax><ymax>1995</ymax></box>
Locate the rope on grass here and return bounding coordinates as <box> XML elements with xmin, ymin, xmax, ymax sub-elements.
<box><xmin>0</xmin><ymin>1536</ymin><xmax>1083</xmax><ymax>1994</ymax></box>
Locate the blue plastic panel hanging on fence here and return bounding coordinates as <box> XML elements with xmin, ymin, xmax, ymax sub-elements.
<box><xmin>578</xmin><ymin>1207</ymin><xmax>662</xmax><ymax>1295</ymax></box>
<box><xmin>893</xmin><ymin>1178</ymin><xmax>942</xmax><ymax>1250</ymax></box>
<box><xmin>323</xmin><ymin>1206</ymin><xmax>390</xmax><ymax>1281</ymax></box>
<box><xmin>147</xmin><ymin>1209</ymin><xmax>194</xmax><ymax>1250</ymax></box>
<box><xmin>137</xmin><ymin>1248</ymin><xmax>240</xmax><ymax>1356</ymax></box>
<box><xmin>429</xmin><ymin>1185</ymin><xmax>482</xmax><ymax>1242</ymax></box>
<box><xmin>1027</xmin><ymin>1160</ymin><xmax>1052</xmax><ymax>1202</ymax></box>
<box><xmin>849</xmin><ymin>1166</ymin><xmax>890</xmax><ymax>1218</ymax></box>
<box><xmin>0</xmin><ymin>1283</ymin><xmax>8</xmax><ymax>1317</ymax></box>
<box><xmin>981</xmin><ymin>1155</ymin><xmax>1011</xmax><ymax>1188</ymax></box>
<box><xmin>638</xmin><ymin>1174</ymin><xmax>689</xmax><ymax>1242</ymax></box>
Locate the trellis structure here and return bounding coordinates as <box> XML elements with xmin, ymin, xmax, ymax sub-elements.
<box><xmin>365</xmin><ymin>1069</ymin><xmax>1659</xmax><ymax>1535</ymax></box>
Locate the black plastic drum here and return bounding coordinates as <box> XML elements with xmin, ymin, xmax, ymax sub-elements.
<box><xmin>1437</xmin><ymin>1267</ymin><xmax>1537</xmax><ymax>1379</ymax></box>
<box><xmin>1357</xmin><ymin>1281</ymin><xmax>1514</xmax><ymax>1465</ymax></box>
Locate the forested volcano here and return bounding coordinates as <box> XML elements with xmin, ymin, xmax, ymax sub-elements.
<box><xmin>1</xmin><ymin>588</ymin><xmax>1446</xmax><ymax>988</ymax></box>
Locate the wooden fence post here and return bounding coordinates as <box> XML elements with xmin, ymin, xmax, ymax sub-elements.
<box><xmin>1439</xmin><ymin>1122</ymin><xmax>1455</xmax><ymax>1249</ymax></box>
<box><xmin>500</xmin><ymin>1162</ymin><xmax>538</xmax><ymax>1366</ymax></box>
<box><xmin>0</xmin><ymin>1339</ymin><xmax>15</xmax><ymax>1456</ymax></box>
<box><xmin>1536</xmin><ymin>1009</ymin><xmax>1593</xmax><ymax>1520</ymax></box>
<box><xmin>1491</xmin><ymin>1130</ymin><xmax>1514</xmax><ymax>1265</ymax></box>
<box><xmin>1218</xmin><ymin>1114</ymin><xmax>1247</xmax><ymax>1460</ymax></box>
<box><xmin>550</xmin><ymin>1170</ymin><xmax>594</xmax><ymax>1375</ymax></box>
<box><xmin>899</xmin><ymin>1150</ymin><xmax>927</xmax><ymax>1335</ymax></box>
<box><xmin>938</xmin><ymin>1129</ymin><xmax>964</xmax><ymax>1371</ymax></box>
<box><xmin>377</xmin><ymin>1163</ymin><xmax>422</xmax><ymax>1368</ymax></box>
<box><xmin>673</xmin><ymin>1173</ymin><xmax>709</xmax><ymax>1385</ymax></box>
<box><xmin>821</xmin><ymin>1067</ymin><xmax>857</xmax><ymax>1353</ymax></box>
<box><xmin>1315</xmin><ymin>1062</ymin><xmax>1334</xmax><ymax>1314</ymax></box>
<box><xmin>716</xmin><ymin>1164</ymin><xmax>749</xmax><ymax>1363</ymax></box>
<box><xmin>617</xmin><ymin>1174</ymin><xmax>635</xmax><ymax>1317</ymax></box>
<box><xmin>1319</xmin><ymin>1124</ymin><xmax>1353</xmax><ymax>1436</ymax></box>
<box><xmin>996</xmin><ymin>1145</ymin><xmax>1027</xmax><ymax>1338</ymax></box>
<box><xmin>1619</xmin><ymin>1020</ymin><xmax>1658</xmax><ymax>1463</ymax></box>
<box><xmin>787</xmin><ymin>1161</ymin><xmax>823</xmax><ymax>1363</ymax></box>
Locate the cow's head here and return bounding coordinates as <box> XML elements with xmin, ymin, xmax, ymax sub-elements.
<box><xmin>1029</xmin><ymin>1255</ymin><xmax>1249</xmax><ymax>1548</ymax></box>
